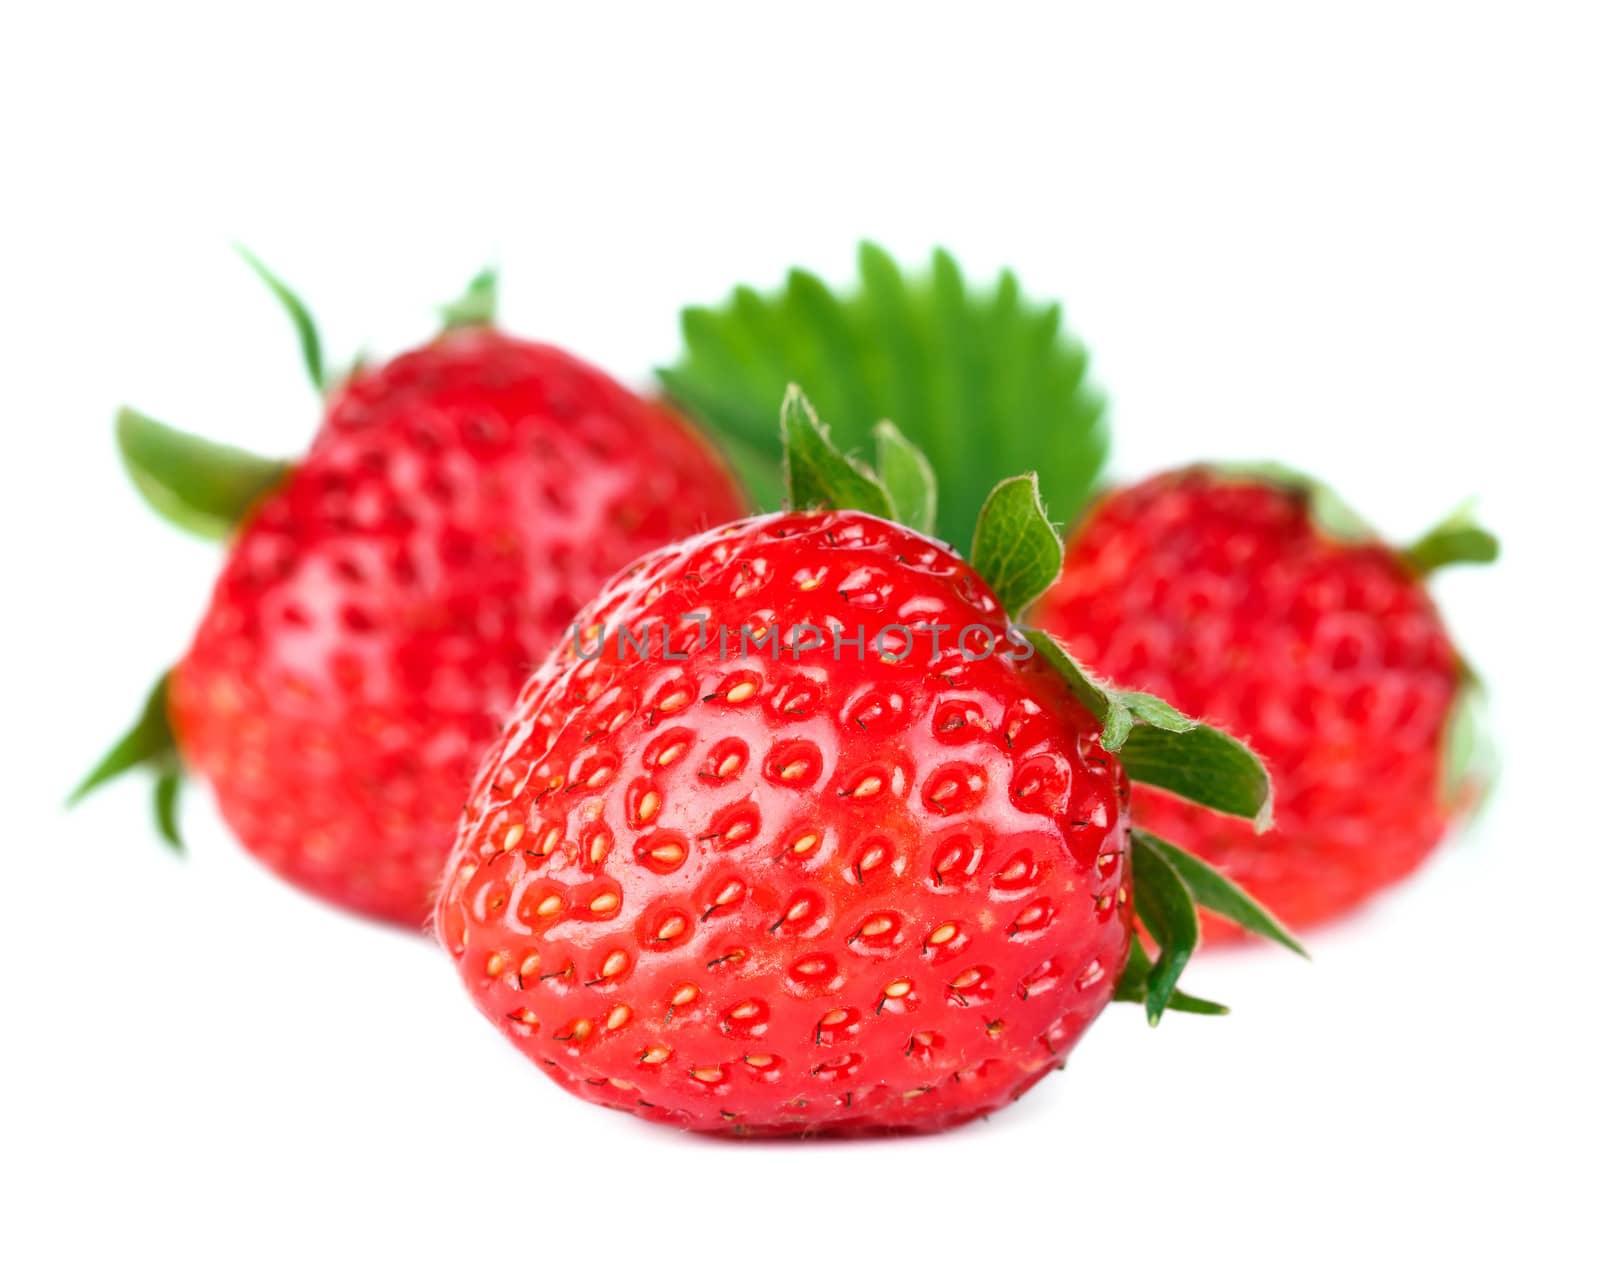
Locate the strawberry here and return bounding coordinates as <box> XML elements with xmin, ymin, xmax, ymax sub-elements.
<box><xmin>435</xmin><ymin>391</ymin><xmax>1297</xmax><ymax>1135</ymax></box>
<box><xmin>72</xmin><ymin>260</ymin><xmax>747</xmax><ymax>926</ymax></box>
<box><xmin>1030</xmin><ymin>466</ymin><xmax>1496</xmax><ymax>936</ymax></box>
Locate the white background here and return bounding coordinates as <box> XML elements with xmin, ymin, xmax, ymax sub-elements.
<box><xmin>3</xmin><ymin>4</ymin><xmax>1595</xmax><ymax>1271</ymax></box>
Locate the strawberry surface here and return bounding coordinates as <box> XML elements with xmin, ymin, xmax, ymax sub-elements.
<box><xmin>1031</xmin><ymin>468</ymin><xmax>1466</xmax><ymax>935</ymax></box>
<box><xmin>436</xmin><ymin>510</ymin><xmax>1133</xmax><ymax>1134</ymax></box>
<box><xmin>169</xmin><ymin>330</ymin><xmax>745</xmax><ymax>925</ymax></box>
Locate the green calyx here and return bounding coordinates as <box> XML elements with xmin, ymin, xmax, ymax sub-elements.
<box><xmin>82</xmin><ymin>246</ymin><xmax>324</xmax><ymax>847</ymax></box>
<box><xmin>661</xmin><ymin>242</ymin><xmax>1108</xmax><ymax>549</ymax></box>
<box><xmin>67</xmin><ymin>672</ymin><xmax>185</xmax><ymax>852</ymax></box>
<box><xmin>236</xmin><ymin>245</ymin><xmax>327</xmax><ymax>393</ymax></box>
<box><xmin>117</xmin><ymin>408</ymin><xmax>289</xmax><ymax>541</ymax></box>
<box><xmin>1209</xmin><ymin>463</ymin><xmax>1498</xmax><ymax>828</ymax></box>
<box><xmin>776</xmin><ymin>388</ymin><xmax>1300</xmax><ymax>1018</ymax></box>
<box><xmin>118</xmin><ymin>261</ymin><xmax>505</xmax><ymax>544</ymax></box>
<box><xmin>1405</xmin><ymin>503</ymin><xmax>1500</xmax><ymax>575</ymax></box>
<box><xmin>1441</xmin><ymin>680</ymin><xmax>1497</xmax><ymax>816</ymax></box>
<box><xmin>1115</xmin><ymin>832</ymin><xmax>1306</xmax><ymax>1023</ymax></box>
<box><xmin>1207</xmin><ymin>461</ymin><xmax>1377</xmax><ymax>543</ymax></box>
<box><xmin>1208</xmin><ymin>462</ymin><xmax>1500</xmax><ymax>576</ymax></box>
<box><xmin>1026</xmin><ymin>634</ymin><xmax>1274</xmax><ymax>829</ymax></box>
<box><xmin>439</xmin><ymin>267</ymin><xmax>499</xmax><ymax>331</ymax></box>
<box><xmin>87</xmin><ymin>258</ymin><xmax>508</xmax><ymax>850</ymax></box>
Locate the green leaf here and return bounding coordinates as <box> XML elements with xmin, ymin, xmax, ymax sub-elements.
<box><xmin>1406</xmin><ymin>504</ymin><xmax>1500</xmax><ymax>575</ymax></box>
<box><xmin>1025</xmin><ymin>629</ymin><xmax>1274</xmax><ymax>827</ymax></box>
<box><xmin>68</xmin><ymin>672</ymin><xmax>179</xmax><ymax>806</ymax></box>
<box><xmin>660</xmin><ymin>242</ymin><xmax>1108</xmax><ymax>547</ymax></box>
<box><xmin>1130</xmin><ymin>833</ymin><xmax>1200</xmax><ymax>1024</ymax></box>
<box><xmin>117</xmin><ymin>408</ymin><xmax>290</xmax><ymax>541</ymax></box>
<box><xmin>235</xmin><ymin>245</ymin><xmax>325</xmax><ymax>392</ymax></box>
<box><xmin>969</xmin><ymin>474</ymin><xmax>1064</xmax><ymax>617</ymax></box>
<box><xmin>440</xmin><ymin>267</ymin><xmax>499</xmax><ymax>330</ymax></box>
<box><xmin>780</xmin><ymin>386</ymin><xmax>894</xmax><ymax>520</ymax></box>
<box><xmin>1133</xmin><ymin>831</ymin><xmax>1305</xmax><ymax>956</ymax></box>
<box><xmin>872</xmin><ymin>420</ymin><xmax>938</xmax><ymax>535</ymax></box>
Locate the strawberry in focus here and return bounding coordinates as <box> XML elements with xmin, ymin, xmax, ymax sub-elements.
<box><xmin>1031</xmin><ymin>467</ymin><xmax>1495</xmax><ymax>936</ymax></box>
<box><xmin>76</xmin><ymin>264</ymin><xmax>747</xmax><ymax>926</ymax></box>
<box><xmin>435</xmin><ymin>392</ymin><xmax>1295</xmax><ymax>1135</ymax></box>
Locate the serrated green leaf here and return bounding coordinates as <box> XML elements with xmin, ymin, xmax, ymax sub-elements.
<box><xmin>661</xmin><ymin>243</ymin><xmax>1108</xmax><ymax>547</ymax></box>
<box><xmin>780</xmin><ymin>386</ymin><xmax>894</xmax><ymax>520</ymax></box>
<box><xmin>1134</xmin><ymin>831</ymin><xmax>1305</xmax><ymax>956</ymax></box>
<box><xmin>872</xmin><ymin>420</ymin><xmax>938</xmax><ymax>535</ymax></box>
<box><xmin>68</xmin><ymin>672</ymin><xmax>178</xmax><ymax>806</ymax></box>
<box><xmin>970</xmin><ymin>474</ymin><xmax>1063</xmax><ymax>617</ymax></box>
<box><xmin>1024</xmin><ymin>629</ymin><xmax>1273</xmax><ymax>825</ymax></box>
<box><xmin>235</xmin><ymin>245</ymin><xmax>325</xmax><ymax>392</ymax></box>
<box><xmin>1131</xmin><ymin>834</ymin><xmax>1200</xmax><ymax>1024</ymax></box>
<box><xmin>1406</xmin><ymin>504</ymin><xmax>1500</xmax><ymax>575</ymax></box>
<box><xmin>116</xmin><ymin>408</ymin><xmax>290</xmax><ymax>541</ymax></box>
<box><xmin>440</xmin><ymin>267</ymin><xmax>499</xmax><ymax>330</ymax></box>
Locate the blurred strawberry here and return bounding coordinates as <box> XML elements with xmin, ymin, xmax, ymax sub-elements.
<box><xmin>1031</xmin><ymin>466</ymin><xmax>1496</xmax><ymax>936</ymax></box>
<box><xmin>72</xmin><ymin>258</ymin><xmax>746</xmax><ymax>925</ymax></box>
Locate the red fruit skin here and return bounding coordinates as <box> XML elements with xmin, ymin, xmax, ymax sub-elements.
<box><xmin>435</xmin><ymin>510</ymin><xmax>1132</xmax><ymax>1136</ymax></box>
<box><xmin>1032</xmin><ymin>469</ymin><xmax>1465</xmax><ymax>937</ymax></box>
<box><xmin>168</xmin><ymin>330</ymin><xmax>746</xmax><ymax>926</ymax></box>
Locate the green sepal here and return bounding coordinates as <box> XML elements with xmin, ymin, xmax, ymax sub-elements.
<box><xmin>1118</xmin><ymin>721</ymin><xmax>1275</xmax><ymax>831</ymax></box>
<box><xmin>1441</xmin><ymin>681</ymin><xmax>1497</xmax><ymax>815</ymax></box>
<box><xmin>969</xmin><ymin>474</ymin><xmax>1064</xmax><ymax>617</ymax></box>
<box><xmin>1133</xmin><ymin>830</ymin><xmax>1305</xmax><ymax>956</ymax></box>
<box><xmin>152</xmin><ymin>767</ymin><xmax>184</xmax><ymax>852</ymax></box>
<box><xmin>1026</xmin><ymin>630</ymin><xmax>1274</xmax><ymax>828</ymax></box>
<box><xmin>660</xmin><ymin>242</ymin><xmax>1107</xmax><ymax>547</ymax></box>
<box><xmin>1130</xmin><ymin>832</ymin><xmax>1199</xmax><ymax>1023</ymax></box>
<box><xmin>1406</xmin><ymin>504</ymin><xmax>1500</xmax><ymax>575</ymax></box>
<box><xmin>872</xmin><ymin>420</ymin><xmax>938</xmax><ymax>535</ymax></box>
<box><xmin>440</xmin><ymin>267</ymin><xmax>499</xmax><ymax>331</ymax></box>
<box><xmin>116</xmin><ymin>408</ymin><xmax>290</xmax><ymax>541</ymax></box>
<box><xmin>1213</xmin><ymin>463</ymin><xmax>1499</xmax><ymax>577</ymax></box>
<box><xmin>68</xmin><ymin>672</ymin><xmax>186</xmax><ymax>854</ymax></box>
<box><xmin>235</xmin><ymin>245</ymin><xmax>325</xmax><ymax>392</ymax></box>
<box><xmin>1113</xmin><ymin>936</ymin><xmax>1229</xmax><ymax>1016</ymax></box>
<box><xmin>780</xmin><ymin>386</ymin><xmax>894</xmax><ymax>520</ymax></box>
<box><xmin>1207</xmin><ymin>462</ymin><xmax>1375</xmax><ymax>543</ymax></box>
<box><xmin>1116</xmin><ymin>833</ymin><xmax>1306</xmax><ymax>1024</ymax></box>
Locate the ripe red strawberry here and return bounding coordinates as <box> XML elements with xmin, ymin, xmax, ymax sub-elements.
<box><xmin>435</xmin><ymin>392</ymin><xmax>1294</xmax><ymax>1135</ymax></box>
<box><xmin>74</xmin><ymin>262</ymin><xmax>747</xmax><ymax>926</ymax></box>
<box><xmin>1031</xmin><ymin>466</ymin><xmax>1495</xmax><ymax>937</ymax></box>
